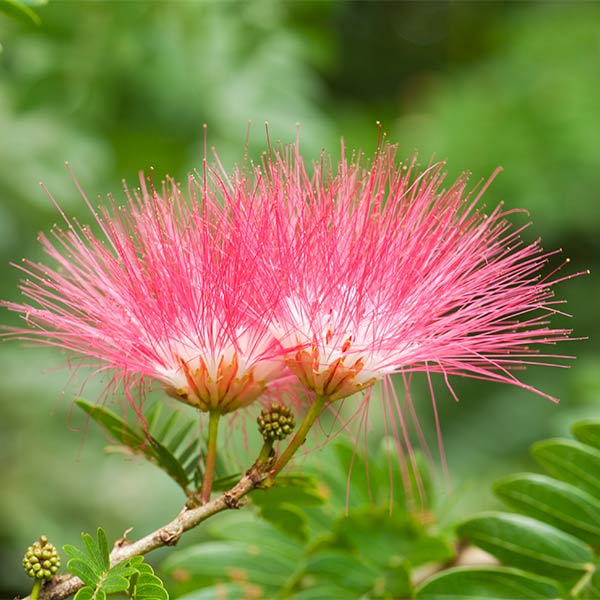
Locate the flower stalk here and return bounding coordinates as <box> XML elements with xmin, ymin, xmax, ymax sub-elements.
<box><xmin>30</xmin><ymin>580</ymin><xmax>42</xmax><ymax>600</ymax></box>
<box><xmin>271</xmin><ymin>395</ymin><xmax>329</xmax><ymax>477</ymax></box>
<box><xmin>200</xmin><ymin>410</ymin><xmax>221</xmax><ymax>503</ymax></box>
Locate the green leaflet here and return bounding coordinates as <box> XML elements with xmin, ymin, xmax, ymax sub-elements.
<box><xmin>572</xmin><ymin>420</ymin><xmax>600</xmax><ymax>451</ymax></box>
<box><xmin>76</xmin><ymin>399</ymin><xmax>194</xmax><ymax>494</ymax></box>
<box><xmin>65</xmin><ymin>529</ymin><xmax>168</xmax><ymax>599</ymax></box>
<box><xmin>415</xmin><ymin>566</ymin><xmax>562</xmax><ymax>599</ymax></box>
<box><xmin>161</xmin><ymin>440</ymin><xmax>444</xmax><ymax>599</ymax></box>
<box><xmin>0</xmin><ymin>0</ymin><xmax>43</xmax><ymax>26</ymax></box>
<box><xmin>494</xmin><ymin>473</ymin><xmax>600</xmax><ymax>546</ymax></box>
<box><xmin>532</xmin><ymin>439</ymin><xmax>600</xmax><ymax>499</ymax></box>
<box><xmin>457</xmin><ymin>511</ymin><xmax>594</xmax><ymax>584</ymax></box>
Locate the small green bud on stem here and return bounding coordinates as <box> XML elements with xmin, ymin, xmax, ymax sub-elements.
<box><xmin>257</xmin><ymin>404</ymin><xmax>296</xmax><ymax>442</ymax></box>
<box><xmin>23</xmin><ymin>535</ymin><xmax>60</xmax><ymax>581</ymax></box>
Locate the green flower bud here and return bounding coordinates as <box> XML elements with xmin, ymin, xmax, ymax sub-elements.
<box><xmin>257</xmin><ymin>404</ymin><xmax>296</xmax><ymax>442</ymax></box>
<box><xmin>23</xmin><ymin>536</ymin><xmax>60</xmax><ymax>580</ymax></box>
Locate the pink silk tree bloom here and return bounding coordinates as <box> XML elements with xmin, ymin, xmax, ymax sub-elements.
<box><xmin>3</xmin><ymin>171</ymin><xmax>287</xmax><ymax>415</ymax></box>
<box><xmin>243</xmin><ymin>142</ymin><xmax>580</xmax><ymax>410</ymax></box>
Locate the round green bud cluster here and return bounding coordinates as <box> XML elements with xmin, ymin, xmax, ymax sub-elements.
<box><xmin>257</xmin><ymin>404</ymin><xmax>296</xmax><ymax>442</ymax></box>
<box><xmin>23</xmin><ymin>535</ymin><xmax>60</xmax><ymax>580</ymax></box>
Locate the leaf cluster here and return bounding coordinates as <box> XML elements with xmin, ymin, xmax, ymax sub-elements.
<box><xmin>77</xmin><ymin>399</ymin><xmax>232</xmax><ymax>499</ymax></box>
<box><xmin>417</xmin><ymin>419</ymin><xmax>600</xmax><ymax>599</ymax></box>
<box><xmin>64</xmin><ymin>528</ymin><xmax>168</xmax><ymax>600</ymax></box>
<box><xmin>160</xmin><ymin>437</ymin><xmax>451</xmax><ymax>599</ymax></box>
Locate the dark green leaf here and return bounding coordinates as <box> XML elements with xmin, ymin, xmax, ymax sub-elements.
<box><xmin>148</xmin><ymin>437</ymin><xmax>192</xmax><ymax>492</ymax></box>
<box><xmin>532</xmin><ymin>439</ymin><xmax>600</xmax><ymax>499</ymax></box>
<box><xmin>179</xmin><ymin>439</ymin><xmax>201</xmax><ymax>473</ymax></box>
<box><xmin>416</xmin><ymin>566</ymin><xmax>562</xmax><ymax>599</ymax></box>
<box><xmin>212</xmin><ymin>472</ymin><xmax>240</xmax><ymax>491</ymax></box>
<box><xmin>76</xmin><ymin>399</ymin><xmax>190</xmax><ymax>492</ymax></box>
<box><xmin>167</xmin><ymin>419</ymin><xmax>196</xmax><ymax>454</ymax></box>
<box><xmin>494</xmin><ymin>473</ymin><xmax>600</xmax><ymax>546</ymax></box>
<box><xmin>76</xmin><ymin>399</ymin><xmax>146</xmax><ymax>450</ymax></box>
<box><xmin>155</xmin><ymin>410</ymin><xmax>180</xmax><ymax>442</ymax></box>
<box><xmin>145</xmin><ymin>402</ymin><xmax>162</xmax><ymax>431</ymax></box>
<box><xmin>457</xmin><ymin>511</ymin><xmax>594</xmax><ymax>583</ymax></box>
<box><xmin>572</xmin><ymin>420</ymin><xmax>600</xmax><ymax>451</ymax></box>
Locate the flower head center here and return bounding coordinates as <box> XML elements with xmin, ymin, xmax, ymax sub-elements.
<box><xmin>165</xmin><ymin>352</ymin><xmax>267</xmax><ymax>414</ymax></box>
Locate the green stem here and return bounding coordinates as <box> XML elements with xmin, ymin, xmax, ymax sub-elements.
<box><xmin>200</xmin><ymin>410</ymin><xmax>221</xmax><ymax>504</ymax></box>
<box><xmin>30</xmin><ymin>579</ymin><xmax>42</xmax><ymax>600</ymax></box>
<box><xmin>256</xmin><ymin>440</ymin><xmax>274</xmax><ymax>466</ymax></box>
<box><xmin>570</xmin><ymin>562</ymin><xmax>595</xmax><ymax>598</ymax></box>
<box><xmin>271</xmin><ymin>395</ymin><xmax>328</xmax><ymax>477</ymax></box>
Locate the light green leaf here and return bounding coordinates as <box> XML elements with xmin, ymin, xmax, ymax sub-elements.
<box><xmin>249</xmin><ymin>473</ymin><xmax>325</xmax><ymax>540</ymax></box>
<box><xmin>81</xmin><ymin>530</ymin><xmax>108</xmax><ymax>573</ymax></box>
<box><xmin>0</xmin><ymin>0</ymin><xmax>41</xmax><ymax>26</ymax></box>
<box><xmin>129</xmin><ymin>559</ymin><xmax>169</xmax><ymax>599</ymax></box>
<box><xmin>73</xmin><ymin>587</ymin><xmax>96</xmax><ymax>600</ymax></box>
<box><xmin>457</xmin><ymin>511</ymin><xmax>594</xmax><ymax>583</ymax></box>
<box><xmin>335</xmin><ymin>509</ymin><xmax>453</xmax><ymax>567</ymax></box>
<box><xmin>303</xmin><ymin>549</ymin><xmax>379</xmax><ymax>593</ymax></box>
<box><xmin>415</xmin><ymin>566</ymin><xmax>562</xmax><ymax>599</ymax></box>
<box><xmin>208</xmin><ymin>513</ymin><xmax>303</xmax><ymax>564</ymax></box>
<box><xmin>572</xmin><ymin>420</ymin><xmax>600</xmax><ymax>451</ymax></box>
<box><xmin>494</xmin><ymin>473</ymin><xmax>600</xmax><ymax>546</ymax></box>
<box><xmin>64</xmin><ymin>557</ymin><xmax>101</xmax><ymax>587</ymax></box>
<box><xmin>134</xmin><ymin>582</ymin><xmax>169</xmax><ymax>600</ymax></box>
<box><xmin>532</xmin><ymin>439</ymin><xmax>600</xmax><ymax>498</ymax></box>
<box><xmin>174</xmin><ymin>585</ymin><xmax>254</xmax><ymax>600</ymax></box>
<box><xmin>102</xmin><ymin>564</ymin><xmax>135</xmax><ymax>594</ymax></box>
<box><xmin>250</xmin><ymin>474</ymin><xmax>325</xmax><ymax>507</ymax></box>
<box><xmin>292</xmin><ymin>584</ymin><xmax>358</xmax><ymax>600</ymax></box>
<box><xmin>161</xmin><ymin>541</ymin><xmax>292</xmax><ymax>593</ymax></box>
<box><xmin>375</xmin><ymin>559</ymin><xmax>412</xmax><ymax>597</ymax></box>
<box><xmin>259</xmin><ymin>503</ymin><xmax>309</xmax><ymax>542</ymax></box>
<box><xmin>374</xmin><ymin>439</ymin><xmax>434</xmax><ymax>512</ymax></box>
<box><xmin>96</xmin><ymin>528</ymin><xmax>110</xmax><ymax>571</ymax></box>
<box><xmin>581</xmin><ymin>568</ymin><xmax>600</xmax><ymax>599</ymax></box>
<box><xmin>334</xmin><ymin>442</ymin><xmax>372</xmax><ymax>507</ymax></box>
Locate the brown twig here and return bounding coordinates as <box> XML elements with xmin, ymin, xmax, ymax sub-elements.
<box><xmin>29</xmin><ymin>467</ymin><xmax>265</xmax><ymax>600</ymax></box>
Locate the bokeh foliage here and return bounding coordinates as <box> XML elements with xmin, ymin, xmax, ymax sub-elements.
<box><xmin>1</xmin><ymin>1</ymin><xmax>598</xmax><ymax>597</ymax></box>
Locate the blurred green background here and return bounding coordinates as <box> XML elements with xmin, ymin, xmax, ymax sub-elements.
<box><xmin>1</xmin><ymin>1</ymin><xmax>598</xmax><ymax>596</ymax></box>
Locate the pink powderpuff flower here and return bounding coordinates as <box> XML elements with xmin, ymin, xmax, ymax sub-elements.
<box><xmin>3</xmin><ymin>169</ymin><xmax>288</xmax><ymax>416</ymax></box>
<box><xmin>243</xmin><ymin>142</ymin><xmax>581</xmax><ymax>413</ymax></box>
